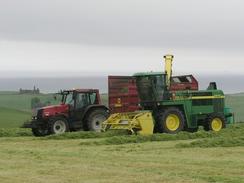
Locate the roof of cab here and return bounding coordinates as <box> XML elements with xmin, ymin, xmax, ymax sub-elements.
<box><xmin>63</xmin><ymin>89</ymin><xmax>99</xmax><ymax>93</ymax></box>
<box><xmin>133</xmin><ymin>71</ymin><xmax>165</xmax><ymax>77</ymax></box>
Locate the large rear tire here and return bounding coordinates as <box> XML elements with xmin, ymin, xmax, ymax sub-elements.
<box><xmin>157</xmin><ymin>107</ymin><xmax>185</xmax><ymax>134</ymax></box>
<box><xmin>86</xmin><ymin>109</ymin><xmax>109</xmax><ymax>132</ymax></box>
<box><xmin>49</xmin><ymin>117</ymin><xmax>69</xmax><ymax>135</ymax></box>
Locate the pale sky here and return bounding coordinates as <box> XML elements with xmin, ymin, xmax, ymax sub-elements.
<box><xmin>0</xmin><ymin>0</ymin><xmax>244</xmax><ymax>77</ymax></box>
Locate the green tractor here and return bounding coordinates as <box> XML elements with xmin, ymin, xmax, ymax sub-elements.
<box><xmin>102</xmin><ymin>55</ymin><xmax>233</xmax><ymax>134</ymax></box>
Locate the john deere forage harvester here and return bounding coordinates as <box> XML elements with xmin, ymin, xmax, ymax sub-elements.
<box><xmin>102</xmin><ymin>55</ymin><xmax>233</xmax><ymax>135</ymax></box>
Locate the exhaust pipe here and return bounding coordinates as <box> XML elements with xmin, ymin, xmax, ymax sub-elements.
<box><xmin>164</xmin><ymin>54</ymin><xmax>174</xmax><ymax>88</ymax></box>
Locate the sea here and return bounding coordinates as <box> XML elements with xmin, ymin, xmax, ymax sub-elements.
<box><xmin>0</xmin><ymin>75</ymin><xmax>243</xmax><ymax>94</ymax></box>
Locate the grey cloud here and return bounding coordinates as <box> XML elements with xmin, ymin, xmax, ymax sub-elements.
<box><xmin>0</xmin><ymin>0</ymin><xmax>244</xmax><ymax>50</ymax></box>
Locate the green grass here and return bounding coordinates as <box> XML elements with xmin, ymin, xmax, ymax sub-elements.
<box><xmin>0</xmin><ymin>92</ymin><xmax>60</xmax><ymax>128</ymax></box>
<box><xmin>44</xmin><ymin>130</ymin><xmax>128</xmax><ymax>140</ymax></box>
<box><xmin>176</xmin><ymin>136</ymin><xmax>244</xmax><ymax>148</ymax></box>
<box><xmin>0</xmin><ymin>107</ymin><xmax>30</xmax><ymax>128</ymax></box>
<box><xmin>0</xmin><ymin>128</ymin><xmax>32</xmax><ymax>137</ymax></box>
<box><xmin>0</xmin><ymin>92</ymin><xmax>57</xmax><ymax>112</ymax></box>
<box><xmin>76</xmin><ymin>124</ymin><xmax>244</xmax><ymax>146</ymax></box>
<box><xmin>1</xmin><ymin>124</ymin><xmax>244</xmax><ymax>182</ymax></box>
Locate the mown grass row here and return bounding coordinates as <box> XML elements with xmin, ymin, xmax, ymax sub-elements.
<box><xmin>77</xmin><ymin>124</ymin><xmax>244</xmax><ymax>146</ymax></box>
<box><xmin>176</xmin><ymin>136</ymin><xmax>244</xmax><ymax>148</ymax></box>
<box><xmin>1</xmin><ymin>124</ymin><xmax>244</xmax><ymax>149</ymax></box>
<box><xmin>44</xmin><ymin>130</ymin><xmax>129</xmax><ymax>140</ymax></box>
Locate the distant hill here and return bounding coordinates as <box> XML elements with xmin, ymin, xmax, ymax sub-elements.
<box><xmin>228</xmin><ymin>92</ymin><xmax>244</xmax><ymax>97</ymax></box>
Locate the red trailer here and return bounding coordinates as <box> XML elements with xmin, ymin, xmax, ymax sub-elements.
<box><xmin>108</xmin><ymin>76</ymin><xmax>140</xmax><ymax>113</ymax></box>
<box><xmin>170</xmin><ymin>75</ymin><xmax>198</xmax><ymax>91</ymax></box>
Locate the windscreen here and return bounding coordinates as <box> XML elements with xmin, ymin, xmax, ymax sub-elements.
<box><xmin>136</xmin><ymin>74</ymin><xmax>165</xmax><ymax>102</ymax></box>
<box><xmin>62</xmin><ymin>91</ymin><xmax>74</xmax><ymax>105</ymax></box>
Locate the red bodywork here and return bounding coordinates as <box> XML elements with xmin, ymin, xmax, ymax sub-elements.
<box><xmin>108</xmin><ymin>75</ymin><xmax>199</xmax><ymax>113</ymax></box>
<box><xmin>170</xmin><ymin>75</ymin><xmax>198</xmax><ymax>91</ymax></box>
<box><xmin>41</xmin><ymin>104</ymin><xmax>69</xmax><ymax>119</ymax></box>
<box><xmin>108</xmin><ymin>76</ymin><xmax>140</xmax><ymax>113</ymax></box>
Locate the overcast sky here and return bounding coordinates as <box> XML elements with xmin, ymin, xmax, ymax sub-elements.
<box><xmin>0</xmin><ymin>0</ymin><xmax>244</xmax><ymax>77</ymax></box>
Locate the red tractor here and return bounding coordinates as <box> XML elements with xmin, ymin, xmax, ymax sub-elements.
<box><xmin>23</xmin><ymin>89</ymin><xmax>109</xmax><ymax>136</ymax></box>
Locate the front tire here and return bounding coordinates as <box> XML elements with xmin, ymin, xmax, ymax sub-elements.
<box><xmin>204</xmin><ymin>114</ymin><xmax>226</xmax><ymax>132</ymax></box>
<box><xmin>86</xmin><ymin>109</ymin><xmax>109</xmax><ymax>132</ymax></box>
<box><xmin>49</xmin><ymin>117</ymin><xmax>69</xmax><ymax>135</ymax></box>
<box><xmin>157</xmin><ymin>107</ymin><xmax>185</xmax><ymax>134</ymax></box>
<box><xmin>32</xmin><ymin>127</ymin><xmax>50</xmax><ymax>137</ymax></box>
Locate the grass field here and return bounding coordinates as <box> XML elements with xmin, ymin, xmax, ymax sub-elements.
<box><xmin>0</xmin><ymin>124</ymin><xmax>244</xmax><ymax>182</ymax></box>
<box><xmin>0</xmin><ymin>108</ymin><xmax>30</xmax><ymax>128</ymax></box>
<box><xmin>0</xmin><ymin>91</ymin><xmax>243</xmax><ymax>182</ymax></box>
<box><xmin>0</xmin><ymin>92</ymin><xmax>57</xmax><ymax>112</ymax></box>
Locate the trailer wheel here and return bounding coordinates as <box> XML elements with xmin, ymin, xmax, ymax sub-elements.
<box><xmin>32</xmin><ymin>127</ymin><xmax>49</xmax><ymax>137</ymax></box>
<box><xmin>157</xmin><ymin>107</ymin><xmax>185</xmax><ymax>134</ymax></box>
<box><xmin>205</xmin><ymin>114</ymin><xmax>226</xmax><ymax>132</ymax></box>
<box><xmin>86</xmin><ymin>109</ymin><xmax>109</xmax><ymax>132</ymax></box>
<box><xmin>49</xmin><ymin>117</ymin><xmax>69</xmax><ymax>135</ymax></box>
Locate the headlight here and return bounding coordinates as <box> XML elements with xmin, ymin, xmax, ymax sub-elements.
<box><xmin>43</xmin><ymin>112</ymin><xmax>50</xmax><ymax>117</ymax></box>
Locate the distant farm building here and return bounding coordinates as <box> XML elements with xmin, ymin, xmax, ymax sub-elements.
<box><xmin>19</xmin><ymin>86</ymin><xmax>40</xmax><ymax>94</ymax></box>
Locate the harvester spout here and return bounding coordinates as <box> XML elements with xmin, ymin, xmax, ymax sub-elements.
<box><xmin>164</xmin><ymin>54</ymin><xmax>174</xmax><ymax>88</ymax></box>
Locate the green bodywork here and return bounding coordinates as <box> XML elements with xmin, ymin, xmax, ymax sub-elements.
<box><xmin>133</xmin><ymin>72</ymin><xmax>232</xmax><ymax>129</ymax></box>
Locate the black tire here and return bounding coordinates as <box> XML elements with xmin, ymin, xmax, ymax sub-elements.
<box><xmin>204</xmin><ymin>113</ymin><xmax>226</xmax><ymax>132</ymax></box>
<box><xmin>86</xmin><ymin>109</ymin><xmax>109</xmax><ymax>132</ymax></box>
<box><xmin>32</xmin><ymin>127</ymin><xmax>50</xmax><ymax>137</ymax></box>
<box><xmin>156</xmin><ymin>107</ymin><xmax>185</xmax><ymax>134</ymax></box>
<box><xmin>49</xmin><ymin>117</ymin><xmax>69</xmax><ymax>135</ymax></box>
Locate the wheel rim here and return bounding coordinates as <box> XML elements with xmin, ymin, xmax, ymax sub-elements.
<box><xmin>165</xmin><ymin>114</ymin><xmax>180</xmax><ymax>131</ymax></box>
<box><xmin>53</xmin><ymin>120</ymin><xmax>66</xmax><ymax>134</ymax></box>
<box><xmin>92</xmin><ymin>114</ymin><xmax>106</xmax><ymax>131</ymax></box>
<box><xmin>211</xmin><ymin>118</ymin><xmax>223</xmax><ymax>132</ymax></box>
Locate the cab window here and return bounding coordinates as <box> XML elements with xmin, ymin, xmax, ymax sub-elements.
<box><xmin>76</xmin><ymin>93</ymin><xmax>89</xmax><ymax>108</ymax></box>
<box><xmin>89</xmin><ymin>93</ymin><xmax>97</xmax><ymax>104</ymax></box>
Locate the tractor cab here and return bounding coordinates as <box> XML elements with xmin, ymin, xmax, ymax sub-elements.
<box><xmin>60</xmin><ymin>89</ymin><xmax>101</xmax><ymax>109</ymax></box>
<box><xmin>134</xmin><ymin>72</ymin><xmax>168</xmax><ymax>106</ymax></box>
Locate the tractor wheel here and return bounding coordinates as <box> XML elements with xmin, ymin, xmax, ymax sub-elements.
<box><xmin>49</xmin><ymin>117</ymin><xmax>69</xmax><ymax>135</ymax></box>
<box><xmin>86</xmin><ymin>109</ymin><xmax>109</xmax><ymax>132</ymax></box>
<box><xmin>32</xmin><ymin>127</ymin><xmax>50</xmax><ymax>137</ymax></box>
<box><xmin>157</xmin><ymin>107</ymin><xmax>185</xmax><ymax>134</ymax></box>
<box><xmin>204</xmin><ymin>114</ymin><xmax>226</xmax><ymax>132</ymax></box>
